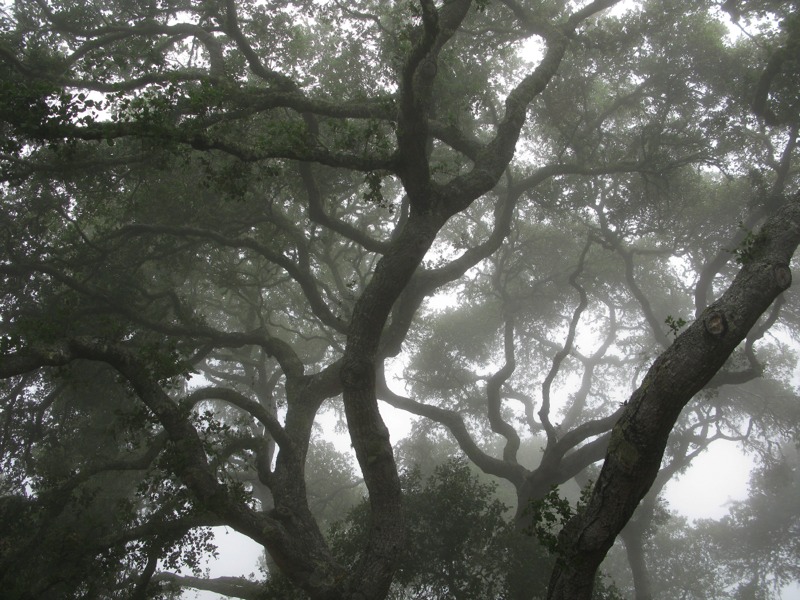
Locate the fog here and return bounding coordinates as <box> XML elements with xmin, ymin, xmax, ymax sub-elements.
<box><xmin>1</xmin><ymin>1</ymin><xmax>799</xmax><ymax>599</ymax></box>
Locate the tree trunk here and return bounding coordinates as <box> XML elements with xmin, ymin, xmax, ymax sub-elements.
<box><xmin>547</xmin><ymin>192</ymin><xmax>800</xmax><ymax>600</ymax></box>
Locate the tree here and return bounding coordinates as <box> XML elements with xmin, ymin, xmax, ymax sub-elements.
<box><xmin>327</xmin><ymin>458</ymin><xmax>545</xmax><ymax>600</ymax></box>
<box><xmin>597</xmin><ymin>444</ymin><xmax>800</xmax><ymax>600</ymax></box>
<box><xmin>0</xmin><ymin>1</ymin><xmax>799</xmax><ymax>599</ymax></box>
<box><xmin>710</xmin><ymin>445</ymin><xmax>800</xmax><ymax>598</ymax></box>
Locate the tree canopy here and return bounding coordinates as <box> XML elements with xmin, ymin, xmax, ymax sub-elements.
<box><xmin>1</xmin><ymin>0</ymin><xmax>799</xmax><ymax>599</ymax></box>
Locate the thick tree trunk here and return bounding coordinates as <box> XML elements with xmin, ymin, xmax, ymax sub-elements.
<box><xmin>341</xmin><ymin>210</ymin><xmax>447</xmax><ymax>599</ymax></box>
<box><xmin>546</xmin><ymin>192</ymin><xmax>800</xmax><ymax>600</ymax></box>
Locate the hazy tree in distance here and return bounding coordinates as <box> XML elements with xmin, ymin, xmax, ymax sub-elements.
<box><xmin>0</xmin><ymin>0</ymin><xmax>799</xmax><ymax>599</ymax></box>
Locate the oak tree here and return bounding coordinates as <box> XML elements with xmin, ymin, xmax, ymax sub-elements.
<box><xmin>1</xmin><ymin>1</ymin><xmax>799</xmax><ymax>599</ymax></box>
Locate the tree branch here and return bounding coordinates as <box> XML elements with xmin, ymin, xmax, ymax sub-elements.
<box><xmin>547</xmin><ymin>190</ymin><xmax>800</xmax><ymax>600</ymax></box>
<box><xmin>486</xmin><ymin>317</ymin><xmax>521</xmax><ymax>463</ymax></box>
<box><xmin>153</xmin><ymin>573</ymin><xmax>264</xmax><ymax>600</ymax></box>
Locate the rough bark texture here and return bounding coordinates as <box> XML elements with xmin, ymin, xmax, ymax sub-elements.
<box><xmin>334</xmin><ymin>4</ymin><xmax>619</xmax><ymax>596</ymax></box>
<box><xmin>547</xmin><ymin>191</ymin><xmax>800</xmax><ymax>600</ymax></box>
<box><xmin>341</xmin><ymin>209</ymin><xmax>448</xmax><ymax>599</ymax></box>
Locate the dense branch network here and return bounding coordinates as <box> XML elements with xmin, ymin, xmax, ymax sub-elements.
<box><xmin>1</xmin><ymin>1</ymin><xmax>799</xmax><ymax>600</ymax></box>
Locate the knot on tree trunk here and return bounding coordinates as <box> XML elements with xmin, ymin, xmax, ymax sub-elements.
<box><xmin>773</xmin><ymin>263</ymin><xmax>792</xmax><ymax>290</ymax></box>
<box><xmin>704</xmin><ymin>311</ymin><xmax>728</xmax><ymax>337</ymax></box>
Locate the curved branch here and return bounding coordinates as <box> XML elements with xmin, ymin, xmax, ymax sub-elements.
<box><xmin>561</xmin><ymin>303</ymin><xmax>618</xmax><ymax>430</ymax></box>
<box><xmin>695</xmin><ymin>131</ymin><xmax>797</xmax><ymax>316</ymax></box>
<box><xmin>66</xmin><ymin>23</ymin><xmax>227</xmax><ymax>79</ymax></box>
<box><xmin>487</xmin><ymin>317</ymin><xmax>521</xmax><ymax>463</ymax></box>
<box><xmin>707</xmin><ymin>345</ymin><xmax>774</xmax><ymax>388</ymax></box>
<box><xmin>186</xmin><ymin>131</ymin><xmax>397</xmax><ymax>174</ymax></box>
<box><xmin>552</xmin><ymin>408</ymin><xmax>624</xmax><ymax>466</ymax></box>
<box><xmin>547</xmin><ymin>190</ymin><xmax>800</xmax><ymax>600</ymax></box>
<box><xmin>300</xmin><ymin>162</ymin><xmax>390</xmax><ymax>254</ymax></box>
<box><xmin>621</xmin><ymin>246</ymin><xmax>672</xmax><ymax>349</ymax></box>
<box><xmin>376</xmin><ymin>367</ymin><xmax>526</xmax><ymax>487</ymax></box>
<box><xmin>185</xmin><ymin>386</ymin><xmax>291</xmax><ymax>452</ymax></box>
<box><xmin>751</xmin><ymin>16</ymin><xmax>800</xmax><ymax>127</ymax></box>
<box><xmin>116</xmin><ymin>223</ymin><xmax>347</xmax><ymax>335</ymax></box>
<box><xmin>222</xmin><ymin>0</ymin><xmax>291</xmax><ymax>87</ymax></box>
<box><xmin>132</xmin><ymin>548</ymin><xmax>160</xmax><ymax>600</ymax></box>
<box><xmin>540</xmin><ymin>239</ymin><xmax>592</xmax><ymax>441</ymax></box>
<box><xmin>595</xmin><ymin>216</ymin><xmax>672</xmax><ymax>349</ymax></box>
<box><xmin>1</xmin><ymin>258</ymin><xmax>309</xmax><ymax>381</ymax></box>
<box><xmin>6</xmin><ymin>335</ymin><xmax>346</xmax><ymax>597</ymax></box>
<box><xmin>394</xmin><ymin>0</ymin><xmax>476</xmax><ymax>205</ymax></box>
<box><xmin>441</xmin><ymin>35</ymin><xmax>571</xmax><ymax>213</ymax></box>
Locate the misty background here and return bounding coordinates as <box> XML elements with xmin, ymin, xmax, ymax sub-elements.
<box><xmin>1</xmin><ymin>0</ymin><xmax>799</xmax><ymax>599</ymax></box>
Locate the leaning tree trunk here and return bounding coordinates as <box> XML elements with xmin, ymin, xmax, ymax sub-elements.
<box><xmin>547</xmin><ymin>191</ymin><xmax>800</xmax><ymax>600</ymax></box>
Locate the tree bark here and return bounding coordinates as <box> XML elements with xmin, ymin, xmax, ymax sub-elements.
<box><xmin>341</xmin><ymin>209</ymin><xmax>447</xmax><ymax>599</ymax></box>
<box><xmin>547</xmin><ymin>191</ymin><xmax>800</xmax><ymax>600</ymax></box>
